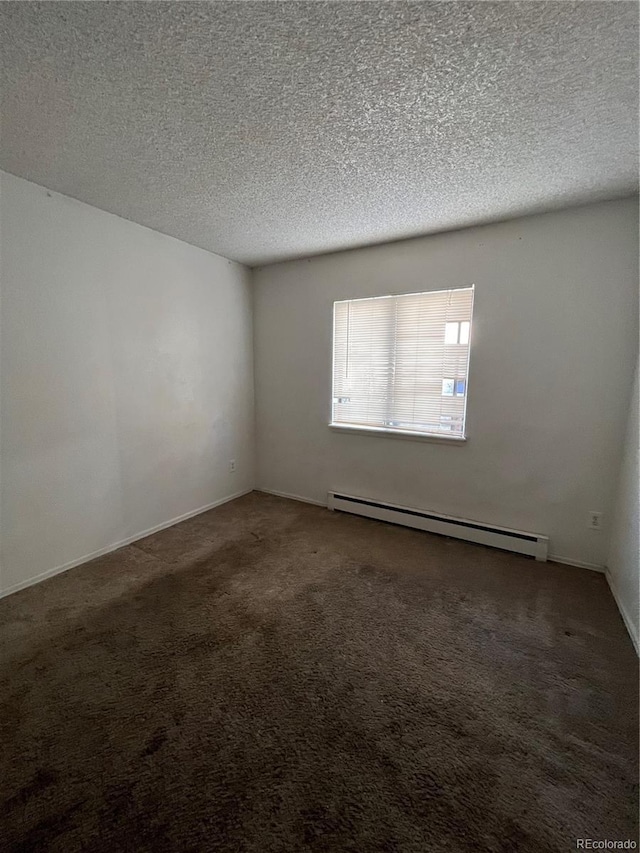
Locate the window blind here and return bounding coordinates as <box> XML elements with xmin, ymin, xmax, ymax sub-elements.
<box><xmin>332</xmin><ymin>286</ymin><xmax>474</xmax><ymax>438</ymax></box>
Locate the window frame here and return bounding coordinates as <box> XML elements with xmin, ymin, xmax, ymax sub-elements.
<box><xmin>329</xmin><ymin>285</ymin><xmax>474</xmax><ymax>443</ymax></box>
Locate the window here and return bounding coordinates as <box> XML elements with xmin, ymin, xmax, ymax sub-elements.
<box><xmin>444</xmin><ymin>321</ymin><xmax>470</xmax><ymax>345</ymax></box>
<box><xmin>331</xmin><ymin>286</ymin><xmax>474</xmax><ymax>439</ymax></box>
<box><xmin>441</xmin><ymin>378</ymin><xmax>466</xmax><ymax>397</ymax></box>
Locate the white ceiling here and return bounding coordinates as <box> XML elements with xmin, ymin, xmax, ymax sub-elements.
<box><xmin>1</xmin><ymin>2</ymin><xmax>637</xmax><ymax>266</ymax></box>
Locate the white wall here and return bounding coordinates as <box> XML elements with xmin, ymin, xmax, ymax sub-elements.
<box><xmin>0</xmin><ymin>172</ymin><xmax>254</xmax><ymax>595</ymax></box>
<box><xmin>607</xmin><ymin>361</ymin><xmax>639</xmax><ymax>651</ymax></box>
<box><xmin>2</xmin><ymin>177</ymin><xmax>637</xmax><ymax>597</ymax></box>
<box><xmin>253</xmin><ymin>198</ymin><xmax>639</xmax><ymax>569</ymax></box>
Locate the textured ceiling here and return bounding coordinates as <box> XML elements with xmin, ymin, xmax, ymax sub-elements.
<box><xmin>1</xmin><ymin>2</ymin><xmax>638</xmax><ymax>266</ymax></box>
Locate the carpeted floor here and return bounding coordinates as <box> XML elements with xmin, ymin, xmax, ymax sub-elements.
<box><xmin>0</xmin><ymin>492</ymin><xmax>637</xmax><ymax>852</ymax></box>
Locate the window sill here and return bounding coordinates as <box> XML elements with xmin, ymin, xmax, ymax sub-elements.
<box><xmin>328</xmin><ymin>423</ymin><xmax>467</xmax><ymax>444</ymax></box>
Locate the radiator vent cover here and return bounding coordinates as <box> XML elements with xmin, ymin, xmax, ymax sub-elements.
<box><xmin>328</xmin><ymin>492</ymin><xmax>548</xmax><ymax>561</ymax></box>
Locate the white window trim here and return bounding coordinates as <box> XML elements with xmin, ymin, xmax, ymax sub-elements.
<box><xmin>330</xmin><ymin>285</ymin><xmax>474</xmax><ymax>442</ymax></box>
<box><xmin>328</xmin><ymin>422</ymin><xmax>467</xmax><ymax>444</ymax></box>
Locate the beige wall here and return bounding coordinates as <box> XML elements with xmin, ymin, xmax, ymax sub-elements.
<box><xmin>253</xmin><ymin>198</ymin><xmax>639</xmax><ymax>569</ymax></box>
<box><xmin>0</xmin><ymin>172</ymin><xmax>255</xmax><ymax>594</ymax></box>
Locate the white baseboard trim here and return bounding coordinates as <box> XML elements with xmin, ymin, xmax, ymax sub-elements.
<box><xmin>605</xmin><ymin>568</ymin><xmax>639</xmax><ymax>655</ymax></box>
<box><xmin>0</xmin><ymin>488</ymin><xmax>254</xmax><ymax>601</ymax></box>
<box><xmin>257</xmin><ymin>488</ymin><xmax>327</xmax><ymax>508</ymax></box>
<box><xmin>548</xmin><ymin>554</ymin><xmax>605</xmax><ymax>573</ymax></box>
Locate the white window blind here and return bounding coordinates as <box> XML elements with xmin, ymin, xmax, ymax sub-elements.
<box><xmin>332</xmin><ymin>286</ymin><xmax>474</xmax><ymax>438</ymax></box>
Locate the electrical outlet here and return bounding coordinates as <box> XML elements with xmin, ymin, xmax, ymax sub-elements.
<box><xmin>588</xmin><ymin>511</ymin><xmax>602</xmax><ymax>531</ymax></box>
<box><xmin>229</xmin><ymin>459</ymin><xmax>236</xmax><ymax>473</ymax></box>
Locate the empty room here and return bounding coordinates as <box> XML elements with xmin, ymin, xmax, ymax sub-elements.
<box><xmin>1</xmin><ymin>2</ymin><xmax>638</xmax><ymax>851</ymax></box>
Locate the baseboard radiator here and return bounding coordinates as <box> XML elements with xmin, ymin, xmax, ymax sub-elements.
<box><xmin>328</xmin><ymin>492</ymin><xmax>549</xmax><ymax>561</ymax></box>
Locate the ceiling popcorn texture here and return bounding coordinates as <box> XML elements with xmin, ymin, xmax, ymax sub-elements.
<box><xmin>0</xmin><ymin>1</ymin><xmax>637</xmax><ymax>266</ymax></box>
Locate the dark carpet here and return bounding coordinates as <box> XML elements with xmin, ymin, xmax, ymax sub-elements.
<box><xmin>1</xmin><ymin>492</ymin><xmax>637</xmax><ymax>852</ymax></box>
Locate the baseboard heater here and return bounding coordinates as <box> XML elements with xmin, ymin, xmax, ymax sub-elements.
<box><xmin>328</xmin><ymin>492</ymin><xmax>549</xmax><ymax>562</ymax></box>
